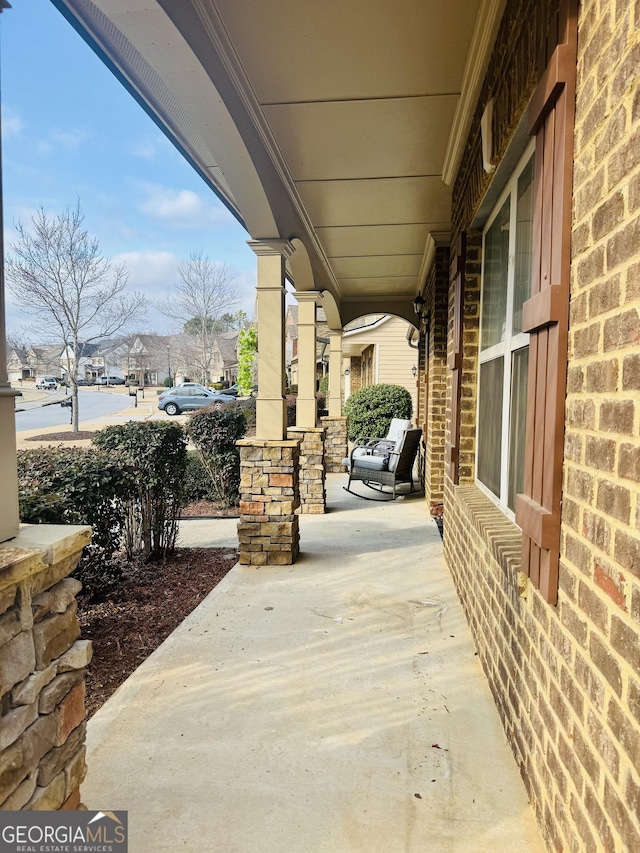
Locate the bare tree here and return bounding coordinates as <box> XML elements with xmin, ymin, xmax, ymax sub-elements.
<box><xmin>158</xmin><ymin>251</ymin><xmax>238</xmax><ymax>385</ymax></box>
<box><xmin>6</xmin><ymin>203</ymin><xmax>147</xmax><ymax>431</ymax></box>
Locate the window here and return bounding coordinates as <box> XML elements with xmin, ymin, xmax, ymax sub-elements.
<box><xmin>476</xmin><ymin>146</ymin><xmax>534</xmax><ymax>516</ymax></box>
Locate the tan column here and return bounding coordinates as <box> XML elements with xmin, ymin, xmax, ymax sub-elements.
<box><xmin>248</xmin><ymin>239</ymin><xmax>294</xmax><ymax>440</ymax></box>
<box><xmin>327</xmin><ymin>331</ymin><xmax>343</xmax><ymax>417</ymax></box>
<box><xmin>0</xmin><ymin>69</ymin><xmax>20</xmax><ymax>543</ymax></box>
<box><xmin>295</xmin><ymin>291</ymin><xmax>321</xmax><ymax>428</ymax></box>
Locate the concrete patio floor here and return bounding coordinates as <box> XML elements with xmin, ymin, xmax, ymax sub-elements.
<box><xmin>82</xmin><ymin>475</ymin><xmax>544</xmax><ymax>852</ymax></box>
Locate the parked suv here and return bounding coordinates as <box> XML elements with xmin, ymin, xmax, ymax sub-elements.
<box><xmin>35</xmin><ymin>376</ymin><xmax>57</xmax><ymax>390</ymax></box>
<box><xmin>100</xmin><ymin>375</ymin><xmax>126</xmax><ymax>385</ymax></box>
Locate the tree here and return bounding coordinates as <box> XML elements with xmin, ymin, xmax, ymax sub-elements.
<box><xmin>237</xmin><ymin>327</ymin><xmax>257</xmax><ymax>396</ymax></box>
<box><xmin>159</xmin><ymin>251</ymin><xmax>238</xmax><ymax>385</ymax></box>
<box><xmin>6</xmin><ymin>203</ymin><xmax>147</xmax><ymax>431</ymax></box>
<box><xmin>212</xmin><ymin>310</ymin><xmax>249</xmax><ymax>333</ymax></box>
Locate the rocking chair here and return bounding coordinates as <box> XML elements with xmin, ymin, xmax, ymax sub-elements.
<box><xmin>344</xmin><ymin>426</ymin><xmax>423</xmax><ymax>501</ymax></box>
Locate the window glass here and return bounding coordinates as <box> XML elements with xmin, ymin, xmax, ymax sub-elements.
<box><xmin>477</xmin><ymin>357</ymin><xmax>504</xmax><ymax>497</ymax></box>
<box><xmin>513</xmin><ymin>158</ymin><xmax>535</xmax><ymax>334</ymax></box>
<box><xmin>476</xmin><ymin>148</ymin><xmax>534</xmax><ymax>516</ymax></box>
<box><xmin>508</xmin><ymin>347</ymin><xmax>529</xmax><ymax>510</ymax></box>
<box><xmin>481</xmin><ymin>198</ymin><xmax>510</xmax><ymax>351</ymax></box>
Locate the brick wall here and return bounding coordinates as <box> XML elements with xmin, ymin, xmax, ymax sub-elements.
<box><xmin>443</xmin><ymin>0</ymin><xmax>640</xmax><ymax>850</ymax></box>
<box><xmin>422</xmin><ymin>247</ymin><xmax>450</xmax><ymax>508</ymax></box>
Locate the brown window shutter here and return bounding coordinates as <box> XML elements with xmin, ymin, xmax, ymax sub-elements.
<box><xmin>446</xmin><ymin>233</ymin><xmax>466</xmax><ymax>485</ymax></box>
<box><xmin>514</xmin><ymin>1</ymin><xmax>577</xmax><ymax>604</ymax></box>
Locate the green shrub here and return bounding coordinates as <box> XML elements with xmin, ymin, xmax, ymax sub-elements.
<box><xmin>93</xmin><ymin>421</ymin><xmax>187</xmax><ymax>560</ymax></box>
<box><xmin>237</xmin><ymin>328</ymin><xmax>257</xmax><ymax>395</ymax></box>
<box><xmin>187</xmin><ymin>405</ymin><xmax>247</xmax><ymax>507</ymax></box>
<box><xmin>17</xmin><ymin>447</ymin><xmax>134</xmax><ymax>598</ymax></box>
<box><xmin>344</xmin><ymin>383</ymin><xmax>413</xmax><ymax>440</ymax></box>
<box><xmin>319</xmin><ymin>375</ymin><xmax>329</xmax><ymax>394</ymax></box>
<box><xmin>163</xmin><ymin>376</ymin><xmax>172</xmax><ymax>387</ymax></box>
<box><xmin>183</xmin><ymin>451</ymin><xmax>217</xmax><ymax>503</ymax></box>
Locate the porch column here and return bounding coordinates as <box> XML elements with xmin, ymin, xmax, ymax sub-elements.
<box><xmin>327</xmin><ymin>331</ymin><xmax>343</xmax><ymax>417</ymax></box>
<box><xmin>239</xmin><ymin>240</ymin><xmax>301</xmax><ymax>565</ymax></box>
<box><xmin>295</xmin><ymin>291</ymin><xmax>320</xmax><ymax>428</ymax></box>
<box><xmin>0</xmin><ymin>64</ymin><xmax>20</xmax><ymax>543</ymax></box>
<box><xmin>248</xmin><ymin>239</ymin><xmax>293</xmax><ymax>440</ymax></box>
<box><xmin>321</xmin><ymin>331</ymin><xmax>348</xmax><ymax>473</ymax></box>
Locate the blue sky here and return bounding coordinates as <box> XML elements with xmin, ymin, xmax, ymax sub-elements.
<box><xmin>1</xmin><ymin>0</ymin><xmax>258</xmax><ymax>339</ymax></box>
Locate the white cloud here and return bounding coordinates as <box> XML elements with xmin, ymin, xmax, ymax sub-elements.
<box><xmin>3</xmin><ymin>107</ymin><xmax>24</xmax><ymax>139</ymax></box>
<box><xmin>35</xmin><ymin>127</ymin><xmax>90</xmax><ymax>155</ymax></box>
<box><xmin>113</xmin><ymin>250</ymin><xmax>180</xmax><ymax>295</ymax></box>
<box><xmin>136</xmin><ymin>181</ymin><xmax>233</xmax><ymax>229</ymax></box>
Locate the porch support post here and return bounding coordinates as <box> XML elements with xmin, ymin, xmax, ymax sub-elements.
<box><xmin>295</xmin><ymin>291</ymin><xmax>321</xmax><ymax>428</ymax></box>
<box><xmin>322</xmin><ymin>331</ymin><xmax>348</xmax><ymax>474</ymax></box>
<box><xmin>248</xmin><ymin>239</ymin><xmax>294</xmax><ymax>441</ymax></box>
<box><xmin>0</xmin><ymin>65</ymin><xmax>20</xmax><ymax>543</ymax></box>
<box><xmin>327</xmin><ymin>331</ymin><xmax>343</xmax><ymax>417</ymax></box>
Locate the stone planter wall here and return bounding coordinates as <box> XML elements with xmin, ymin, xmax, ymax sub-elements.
<box><xmin>237</xmin><ymin>439</ymin><xmax>301</xmax><ymax>565</ymax></box>
<box><xmin>0</xmin><ymin>525</ymin><xmax>92</xmax><ymax>811</ymax></box>
<box><xmin>321</xmin><ymin>416</ymin><xmax>348</xmax><ymax>473</ymax></box>
<box><xmin>287</xmin><ymin>427</ymin><xmax>326</xmax><ymax>514</ymax></box>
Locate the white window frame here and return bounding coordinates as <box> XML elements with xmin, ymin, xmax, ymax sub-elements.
<box><xmin>475</xmin><ymin>141</ymin><xmax>534</xmax><ymax>521</ymax></box>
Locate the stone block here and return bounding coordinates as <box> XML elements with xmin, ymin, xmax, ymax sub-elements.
<box><xmin>12</xmin><ymin>663</ymin><xmax>57</xmax><ymax>706</ymax></box>
<box><xmin>249</xmin><ymin>552</ymin><xmax>268</xmax><ymax>566</ymax></box>
<box><xmin>0</xmin><ymin>607</ymin><xmax>22</xmax><ymax>646</ymax></box>
<box><xmin>0</xmin><ymin>738</ymin><xmax>26</xmax><ymax>804</ymax></box>
<box><xmin>33</xmin><ymin>578</ymin><xmax>82</xmax><ymax>618</ymax></box>
<box><xmin>0</xmin><ymin>585</ymin><xmax>17</xmax><ymax>617</ymax></box>
<box><xmin>53</xmin><ymin>681</ymin><xmax>86</xmax><ymax>746</ymax></box>
<box><xmin>60</xmin><ymin>787</ymin><xmax>81</xmax><ymax>810</ymax></box>
<box><xmin>56</xmin><ymin>640</ymin><xmax>92</xmax><ymax>673</ymax></box>
<box><xmin>270</xmin><ymin>473</ymin><xmax>293</xmax><ymax>487</ymax></box>
<box><xmin>27</xmin><ymin>552</ymin><xmax>85</xmax><ymax>598</ymax></box>
<box><xmin>0</xmin><ymin>630</ymin><xmax>36</xmax><ymax>696</ymax></box>
<box><xmin>64</xmin><ymin>745</ymin><xmax>87</xmax><ymax>800</ymax></box>
<box><xmin>240</xmin><ymin>501</ymin><xmax>266</xmax><ymax>515</ymax></box>
<box><xmin>33</xmin><ymin>601</ymin><xmax>80</xmax><ymax>669</ymax></box>
<box><xmin>0</xmin><ymin>772</ymin><xmax>37</xmax><ymax>810</ymax></box>
<box><xmin>39</xmin><ymin>670</ymin><xmax>83</xmax><ymax>715</ymax></box>
<box><xmin>25</xmin><ymin>772</ymin><xmax>66</xmax><ymax>811</ymax></box>
<box><xmin>38</xmin><ymin>721</ymin><xmax>86</xmax><ymax>787</ymax></box>
<box><xmin>0</xmin><ymin>701</ymin><xmax>39</xmax><ymax>750</ymax></box>
<box><xmin>22</xmin><ymin>714</ymin><xmax>57</xmax><ymax>768</ymax></box>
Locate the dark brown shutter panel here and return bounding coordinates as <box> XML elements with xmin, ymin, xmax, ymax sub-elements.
<box><xmin>515</xmin><ymin>1</ymin><xmax>577</xmax><ymax>604</ymax></box>
<box><xmin>446</xmin><ymin>233</ymin><xmax>466</xmax><ymax>485</ymax></box>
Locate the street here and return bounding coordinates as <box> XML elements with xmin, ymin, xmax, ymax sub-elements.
<box><xmin>15</xmin><ymin>389</ymin><xmax>136</xmax><ymax>432</ymax></box>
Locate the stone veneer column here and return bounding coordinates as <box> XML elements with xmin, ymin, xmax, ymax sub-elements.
<box><xmin>321</xmin><ymin>416</ymin><xmax>348</xmax><ymax>473</ymax></box>
<box><xmin>237</xmin><ymin>438</ymin><xmax>301</xmax><ymax>565</ymax></box>
<box><xmin>287</xmin><ymin>426</ymin><xmax>326</xmax><ymax>513</ymax></box>
<box><xmin>0</xmin><ymin>525</ymin><xmax>93</xmax><ymax>810</ymax></box>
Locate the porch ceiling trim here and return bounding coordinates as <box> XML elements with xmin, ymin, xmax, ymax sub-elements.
<box><xmin>442</xmin><ymin>0</ymin><xmax>507</xmax><ymax>186</ymax></box>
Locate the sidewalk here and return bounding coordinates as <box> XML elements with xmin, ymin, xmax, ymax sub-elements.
<box><xmin>81</xmin><ymin>476</ymin><xmax>544</xmax><ymax>852</ymax></box>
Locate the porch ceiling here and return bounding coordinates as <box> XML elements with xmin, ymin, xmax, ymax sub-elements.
<box><xmin>54</xmin><ymin>0</ymin><xmax>502</xmax><ymax>325</ymax></box>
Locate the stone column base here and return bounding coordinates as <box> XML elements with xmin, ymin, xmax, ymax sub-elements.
<box><xmin>288</xmin><ymin>427</ymin><xmax>326</xmax><ymax>514</ymax></box>
<box><xmin>237</xmin><ymin>439</ymin><xmax>301</xmax><ymax>565</ymax></box>
<box><xmin>321</xmin><ymin>416</ymin><xmax>348</xmax><ymax>473</ymax></box>
<box><xmin>0</xmin><ymin>525</ymin><xmax>92</xmax><ymax>810</ymax></box>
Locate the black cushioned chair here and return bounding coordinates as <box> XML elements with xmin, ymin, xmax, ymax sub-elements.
<box><xmin>344</xmin><ymin>427</ymin><xmax>422</xmax><ymax>500</ymax></box>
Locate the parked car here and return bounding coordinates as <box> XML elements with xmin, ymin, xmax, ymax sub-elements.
<box><xmin>224</xmin><ymin>383</ymin><xmax>240</xmax><ymax>397</ymax></box>
<box><xmin>100</xmin><ymin>375</ymin><xmax>126</xmax><ymax>385</ymax></box>
<box><xmin>35</xmin><ymin>376</ymin><xmax>57</xmax><ymax>390</ymax></box>
<box><xmin>158</xmin><ymin>386</ymin><xmax>235</xmax><ymax>416</ymax></box>
<box><xmin>76</xmin><ymin>378</ymin><xmax>95</xmax><ymax>386</ymax></box>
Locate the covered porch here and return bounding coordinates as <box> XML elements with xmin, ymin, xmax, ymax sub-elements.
<box><xmin>81</xmin><ymin>475</ymin><xmax>543</xmax><ymax>851</ymax></box>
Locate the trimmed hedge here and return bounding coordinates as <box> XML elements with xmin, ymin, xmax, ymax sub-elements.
<box><xmin>187</xmin><ymin>404</ymin><xmax>247</xmax><ymax>507</ymax></box>
<box><xmin>17</xmin><ymin>447</ymin><xmax>134</xmax><ymax>598</ymax></box>
<box><xmin>344</xmin><ymin>383</ymin><xmax>413</xmax><ymax>440</ymax></box>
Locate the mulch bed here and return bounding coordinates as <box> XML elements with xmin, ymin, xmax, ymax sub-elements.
<box><xmin>77</xmin><ymin>547</ymin><xmax>237</xmax><ymax>718</ymax></box>
<box><xmin>180</xmin><ymin>500</ymin><xmax>239</xmax><ymax>518</ymax></box>
<box><xmin>25</xmin><ymin>431</ymin><xmax>98</xmax><ymax>441</ymax></box>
